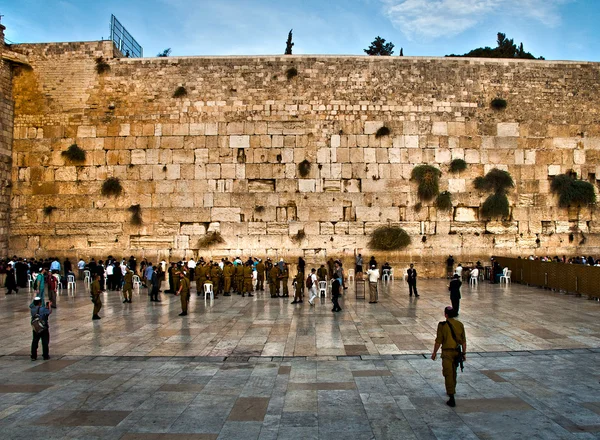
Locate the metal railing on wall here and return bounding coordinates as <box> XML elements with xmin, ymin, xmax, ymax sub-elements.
<box><xmin>494</xmin><ymin>257</ymin><xmax>600</xmax><ymax>299</ymax></box>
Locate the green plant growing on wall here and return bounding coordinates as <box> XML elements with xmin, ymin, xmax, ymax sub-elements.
<box><xmin>101</xmin><ymin>177</ymin><xmax>123</xmax><ymax>197</ymax></box>
<box><xmin>43</xmin><ymin>206</ymin><xmax>57</xmax><ymax>216</ymax></box>
<box><xmin>95</xmin><ymin>57</ymin><xmax>110</xmax><ymax>74</ymax></box>
<box><xmin>368</xmin><ymin>226</ymin><xmax>411</xmax><ymax>251</ymax></box>
<box><xmin>375</xmin><ymin>126</ymin><xmax>391</xmax><ymax>138</ymax></box>
<box><xmin>411</xmin><ymin>165</ymin><xmax>441</xmax><ymax>201</ymax></box>
<box><xmin>128</xmin><ymin>204</ymin><xmax>142</xmax><ymax>226</ymax></box>
<box><xmin>286</xmin><ymin>67</ymin><xmax>298</xmax><ymax>80</ymax></box>
<box><xmin>198</xmin><ymin>231</ymin><xmax>225</xmax><ymax>248</ymax></box>
<box><xmin>481</xmin><ymin>192</ymin><xmax>510</xmax><ymax>218</ymax></box>
<box><xmin>173</xmin><ymin>86</ymin><xmax>187</xmax><ymax>98</ymax></box>
<box><xmin>491</xmin><ymin>98</ymin><xmax>508</xmax><ymax>110</ymax></box>
<box><xmin>449</xmin><ymin>158</ymin><xmax>467</xmax><ymax>173</ymax></box>
<box><xmin>255</xmin><ymin>206</ymin><xmax>265</xmax><ymax>213</ymax></box>
<box><xmin>61</xmin><ymin>144</ymin><xmax>86</xmax><ymax>163</ymax></box>
<box><xmin>474</xmin><ymin>168</ymin><xmax>514</xmax><ymax>219</ymax></box>
<box><xmin>298</xmin><ymin>159</ymin><xmax>311</xmax><ymax>177</ymax></box>
<box><xmin>435</xmin><ymin>191</ymin><xmax>452</xmax><ymax>211</ymax></box>
<box><xmin>550</xmin><ymin>174</ymin><xmax>596</xmax><ymax>207</ymax></box>
<box><xmin>291</xmin><ymin>229</ymin><xmax>306</xmax><ymax>243</ymax></box>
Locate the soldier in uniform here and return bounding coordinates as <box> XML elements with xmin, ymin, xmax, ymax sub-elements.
<box><xmin>242</xmin><ymin>261</ymin><xmax>254</xmax><ymax>298</ymax></box>
<box><xmin>268</xmin><ymin>264</ymin><xmax>279</xmax><ymax>298</ymax></box>
<box><xmin>256</xmin><ymin>259</ymin><xmax>265</xmax><ymax>291</ymax></box>
<box><xmin>317</xmin><ymin>264</ymin><xmax>327</xmax><ymax>282</ymax></box>
<box><xmin>123</xmin><ymin>267</ymin><xmax>134</xmax><ymax>303</ymax></box>
<box><xmin>291</xmin><ymin>270</ymin><xmax>304</xmax><ymax>304</ymax></box>
<box><xmin>279</xmin><ymin>262</ymin><xmax>290</xmax><ymax>297</ymax></box>
<box><xmin>236</xmin><ymin>261</ymin><xmax>244</xmax><ymax>295</ymax></box>
<box><xmin>91</xmin><ymin>274</ymin><xmax>102</xmax><ymax>320</ymax></box>
<box><xmin>176</xmin><ymin>271</ymin><xmax>190</xmax><ymax>316</ymax></box>
<box><xmin>431</xmin><ymin>306</ymin><xmax>467</xmax><ymax>408</ymax></box>
<box><xmin>210</xmin><ymin>263</ymin><xmax>222</xmax><ymax>298</ymax></box>
<box><xmin>223</xmin><ymin>261</ymin><xmax>233</xmax><ymax>296</ymax></box>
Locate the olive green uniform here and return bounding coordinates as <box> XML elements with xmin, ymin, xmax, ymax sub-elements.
<box><xmin>243</xmin><ymin>265</ymin><xmax>253</xmax><ymax>295</ymax></box>
<box><xmin>280</xmin><ymin>266</ymin><xmax>290</xmax><ymax>297</ymax></box>
<box><xmin>223</xmin><ymin>264</ymin><xmax>233</xmax><ymax>295</ymax></box>
<box><xmin>269</xmin><ymin>266</ymin><xmax>279</xmax><ymax>298</ymax></box>
<box><xmin>91</xmin><ymin>279</ymin><xmax>102</xmax><ymax>317</ymax></box>
<box><xmin>211</xmin><ymin>265</ymin><xmax>222</xmax><ymax>295</ymax></box>
<box><xmin>178</xmin><ymin>277</ymin><xmax>190</xmax><ymax>313</ymax></box>
<box><xmin>317</xmin><ymin>266</ymin><xmax>327</xmax><ymax>281</ymax></box>
<box><xmin>435</xmin><ymin>318</ymin><xmax>466</xmax><ymax>396</ymax></box>
<box><xmin>123</xmin><ymin>270</ymin><xmax>133</xmax><ymax>301</ymax></box>
<box><xmin>256</xmin><ymin>262</ymin><xmax>265</xmax><ymax>290</ymax></box>
<box><xmin>235</xmin><ymin>265</ymin><xmax>244</xmax><ymax>294</ymax></box>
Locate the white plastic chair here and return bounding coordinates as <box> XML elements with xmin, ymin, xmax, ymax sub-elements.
<box><xmin>54</xmin><ymin>274</ymin><xmax>62</xmax><ymax>295</ymax></box>
<box><xmin>469</xmin><ymin>275</ymin><xmax>478</xmax><ymax>286</ymax></box>
<box><xmin>389</xmin><ymin>268</ymin><xmax>394</xmax><ymax>281</ymax></box>
<box><xmin>204</xmin><ymin>283</ymin><xmax>214</xmax><ymax>300</ymax></box>
<box><xmin>27</xmin><ymin>274</ymin><xmax>34</xmax><ymax>290</ymax></box>
<box><xmin>84</xmin><ymin>270</ymin><xmax>91</xmax><ymax>285</ymax></box>
<box><xmin>500</xmin><ymin>270</ymin><xmax>512</xmax><ymax>284</ymax></box>
<box><xmin>132</xmin><ymin>275</ymin><xmax>141</xmax><ymax>289</ymax></box>
<box><xmin>67</xmin><ymin>275</ymin><xmax>76</xmax><ymax>295</ymax></box>
<box><xmin>319</xmin><ymin>281</ymin><xmax>327</xmax><ymax>297</ymax></box>
<box><xmin>348</xmin><ymin>269</ymin><xmax>355</xmax><ymax>282</ymax></box>
<box><xmin>403</xmin><ymin>268</ymin><xmax>410</xmax><ymax>282</ymax></box>
<box><xmin>382</xmin><ymin>269</ymin><xmax>390</xmax><ymax>282</ymax></box>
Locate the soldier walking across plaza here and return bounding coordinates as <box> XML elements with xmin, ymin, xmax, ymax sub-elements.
<box><xmin>176</xmin><ymin>271</ymin><xmax>190</xmax><ymax>316</ymax></box>
<box><xmin>407</xmin><ymin>263</ymin><xmax>420</xmax><ymax>297</ymax></box>
<box><xmin>431</xmin><ymin>306</ymin><xmax>467</xmax><ymax>407</ymax></box>
<box><xmin>91</xmin><ymin>274</ymin><xmax>102</xmax><ymax>320</ymax></box>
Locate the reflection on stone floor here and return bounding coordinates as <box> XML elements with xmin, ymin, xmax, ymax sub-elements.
<box><xmin>1</xmin><ymin>279</ymin><xmax>598</xmax><ymax>358</ymax></box>
<box><xmin>0</xmin><ymin>279</ymin><xmax>599</xmax><ymax>439</ymax></box>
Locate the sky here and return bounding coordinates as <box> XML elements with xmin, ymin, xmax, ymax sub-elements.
<box><xmin>2</xmin><ymin>0</ymin><xmax>599</xmax><ymax>61</ymax></box>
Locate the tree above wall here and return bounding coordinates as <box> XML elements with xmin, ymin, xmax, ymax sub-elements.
<box><xmin>446</xmin><ymin>32</ymin><xmax>544</xmax><ymax>60</ymax></box>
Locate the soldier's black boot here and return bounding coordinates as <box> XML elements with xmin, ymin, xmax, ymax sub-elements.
<box><xmin>446</xmin><ymin>395</ymin><xmax>456</xmax><ymax>407</ymax></box>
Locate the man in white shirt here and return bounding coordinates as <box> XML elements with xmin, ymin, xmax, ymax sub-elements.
<box><xmin>366</xmin><ymin>264</ymin><xmax>380</xmax><ymax>303</ymax></box>
<box><xmin>77</xmin><ymin>258</ymin><xmax>86</xmax><ymax>280</ymax></box>
<box><xmin>455</xmin><ymin>264</ymin><xmax>463</xmax><ymax>278</ymax></box>
<box><xmin>470</xmin><ymin>266</ymin><xmax>479</xmax><ymax>281</ymax></box>
<box><xmin>308</xmin><ymin>268</ymin><xmax>318</xmax><ymax>305</ymax></box>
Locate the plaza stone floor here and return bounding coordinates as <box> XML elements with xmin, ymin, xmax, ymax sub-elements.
<box><xmin>0</xmin><ymin>280</ymin><xmax>598</xmax><ymax>439</ymax></box>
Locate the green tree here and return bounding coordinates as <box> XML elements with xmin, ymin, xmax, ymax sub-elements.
<box><xmin>364</xmin><ymin>36</ymin><xmax>394</xmax><ymax>56</ymax></box>
<box><xmin>285</xmin><ymin>29</ymin><xmax>294</xmax><ymax>55</ymax></box>
<box><xmin>446</xmin><ymin>32</ymin><xmax>544</xmax><ymax>60</ymax></box>
<box><xmin>157</xmin><ymin>48</ymin><xmax>171</xmax><ymax>57</ymax></box>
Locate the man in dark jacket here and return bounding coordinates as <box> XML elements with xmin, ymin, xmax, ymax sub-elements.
<box><xmin>407</xmin><ymin>264</ymin><xmax>419</xmax><ymax>297</ymax></box>
<box><xmin>30</xmin><ymin>296</ymin><xmax>52</xmax><ymax>360</ymax></box>
<box><xmin>448</xmin><ymin>274</ymin><xmax>462</xmax><ymax>314</ymax></box>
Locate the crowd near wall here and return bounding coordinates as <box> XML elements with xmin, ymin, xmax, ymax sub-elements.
<box><xmin>6</xmin><ymin>39</ymin><xmax>600</xmax><ymax>275</ymax></box>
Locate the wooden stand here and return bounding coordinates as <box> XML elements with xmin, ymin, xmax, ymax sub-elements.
<box><xmin>355</xmin><ymin>279</ymin><xmax>366</xmax><ymax>299</ymax></box>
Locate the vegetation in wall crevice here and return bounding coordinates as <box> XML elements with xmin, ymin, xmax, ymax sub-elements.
<box><xmin>101</xmin><ymin>177</ymin><xmax>123</xmax><ymax>197</ymax></box>
<box><xmin>550</xmin><ymin>174</ymin><xmax>596</xmax><ymax>208</ymax></box>
<box><xmin>411</xmin><ymin>165</ymin><xmax>441</xmax><ymax>202</ymax></box>
<box><xmin>61</xmin><ymin>144</ymin><xmax>86</xmax><ymax>163</ymax></box>
<box><xmin>368</xmin><ymin>226</ymin><xmax>411</xmax><ymax>251</ymax></box>
<box><xmin>198</xmin><ymin>231</ymin><xmax>225</xmax><ymax>248</ymax></box>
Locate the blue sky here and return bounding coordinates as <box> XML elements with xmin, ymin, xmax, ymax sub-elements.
<box><xmin>2</xmin><ymin>0</ymin><xmax>599</xmax><ymax>61</ymax></box>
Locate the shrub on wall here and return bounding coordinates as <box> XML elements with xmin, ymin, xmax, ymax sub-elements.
<box><xmin>173</xmin><ymin>86</ymin><xmax>187</xmax><ymax>98</ymax></box>
<box><xmin>474</xmin><ymin>168</ymin><xmax>514</xmax><ymax>193</ymax></box>
<box><xmin>475</xmin><ymin>168</ymin><xmax>514</xmax><ymax>219</ymax></box>
<box><xmin>286</xmin><ymin>67</ymin><xmax>298</xmax><ymax>80</ymax></box>
<box><xmin>101</xmin><ymin>177</ymin><xmax>123</xmax><ymax>197</ymax></box>
<box><xmin>128</xmin><ymin>204</ymin><xmax>142</xmax><ymax>226</ymax></box>
<box><xmin>61</xmin><ymin>144</ymin><xmax>86</xmax><ymax>163</ymax></box>
<box><xmin>291</xmin><ymin>229</ymin><xmax>306</xmax><ymax>243</ymax></box>
<box><xmin>491</xmin><ymin>98</ymin><xmax>507</xmax><ymax>110</ymax></box>
<box><xmin>95</xmin><ymin>57</ymin><xmax>110</xmax><ymax>74</ymax></box>
<box><xmin>43</xmin><ymin>206</ymin><xmax>57</xmax><ymax>216</ymax></box>
<box><xmin>411</xmin><ymin>165</ymin><xmax>441</xmax><ymax>201</ymax></box>
<box><xmin>449</xmin><ymin>158</ymin><xmax>467</xmax><ymax>173</ymax></box>
<box><xmin>198</xmin><ymin>231</ymin><xmax>225</xmax><ymax>248</ymax></box>
<box><xmin>550</xmin><ymin>174</ymin><xmax>596</xmax><ymax>207</ymax></box>
<box><xmin>375</xmin><ymin>126</ymin><xmax>391</xmax><ymax>138</ymax></box>
<box><xmin>298</xmin><ymin>159</ymin><xmax>311</xmax><ymax>177</ymax></box>
<box><xmin>481</xmin><ymin>192</ymin><xmax>510</xmax><ymax>219</ymax></box>
<box><xmin>368</xmin><ymin>226</ymin><xmax>411</xmax><ymax>251</ymax></box>
<box><xmin>435</xmin><ymin>191</ymin><xmax>452</xmax><ymax>211</ymax></box>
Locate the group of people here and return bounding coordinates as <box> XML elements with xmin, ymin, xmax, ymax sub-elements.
<box><xmin>524</xmin><ymin>254</ymin><xmax>600</xmax><ymax>265</ymax></box>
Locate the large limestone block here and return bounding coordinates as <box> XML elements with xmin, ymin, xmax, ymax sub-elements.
<box><xmin>486</xmin><ymin>221</ymin><xmax>519</xmax><ymax>234</ymax></box>
<box><xmin>77</xmin><ymin>126</ymin><xmax>96</xmax><ymax>138</ymax></box>
<box><xmin>365</xmin><ymin>121</ymin><xmax>384</xmax><ymax>135</ymax></box>
<box><xmin>454</xmin><ymin>207</ymin><xmax>478</xmax><ymax>222</ymax></box>
<box><xmin>230</xmin><ymin>135</ymin><xmax>250</xmax><ymax>148</ymax></box>
<box><xmin>432</xmin><ymin>122</ymin><xmax>448</xmax><ymax>136</ymax></box>
<box><xmin>211</xmin><ymin>208</ymin><xmax>240</xmax><ymax>222</ymax></box>
<box><xmin>497</xmin><ymin>123</ymin><xmax>519</xmax><ymax>137</ymax></box>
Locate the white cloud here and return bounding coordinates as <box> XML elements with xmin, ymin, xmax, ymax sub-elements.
<box><xmin>381</xmin><ymin>0</ymin><xmax>571</xmax><ymax>40</ymax></box>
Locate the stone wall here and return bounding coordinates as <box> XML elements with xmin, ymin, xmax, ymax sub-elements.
<box><xmin>9</xmin><ymin>40</ymin><xmax>600</xmax><ymax>275</ymax></box>
<box><xmin>0</xmin><ymin>26</ymin><xmax>15</xmax><ymax>256</ymax></box>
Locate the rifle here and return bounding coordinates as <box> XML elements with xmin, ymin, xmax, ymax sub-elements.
<box><xmin>446</xmin><ymin>321</ymin><xmax>465</xmax><ymax>372</ymax></box>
